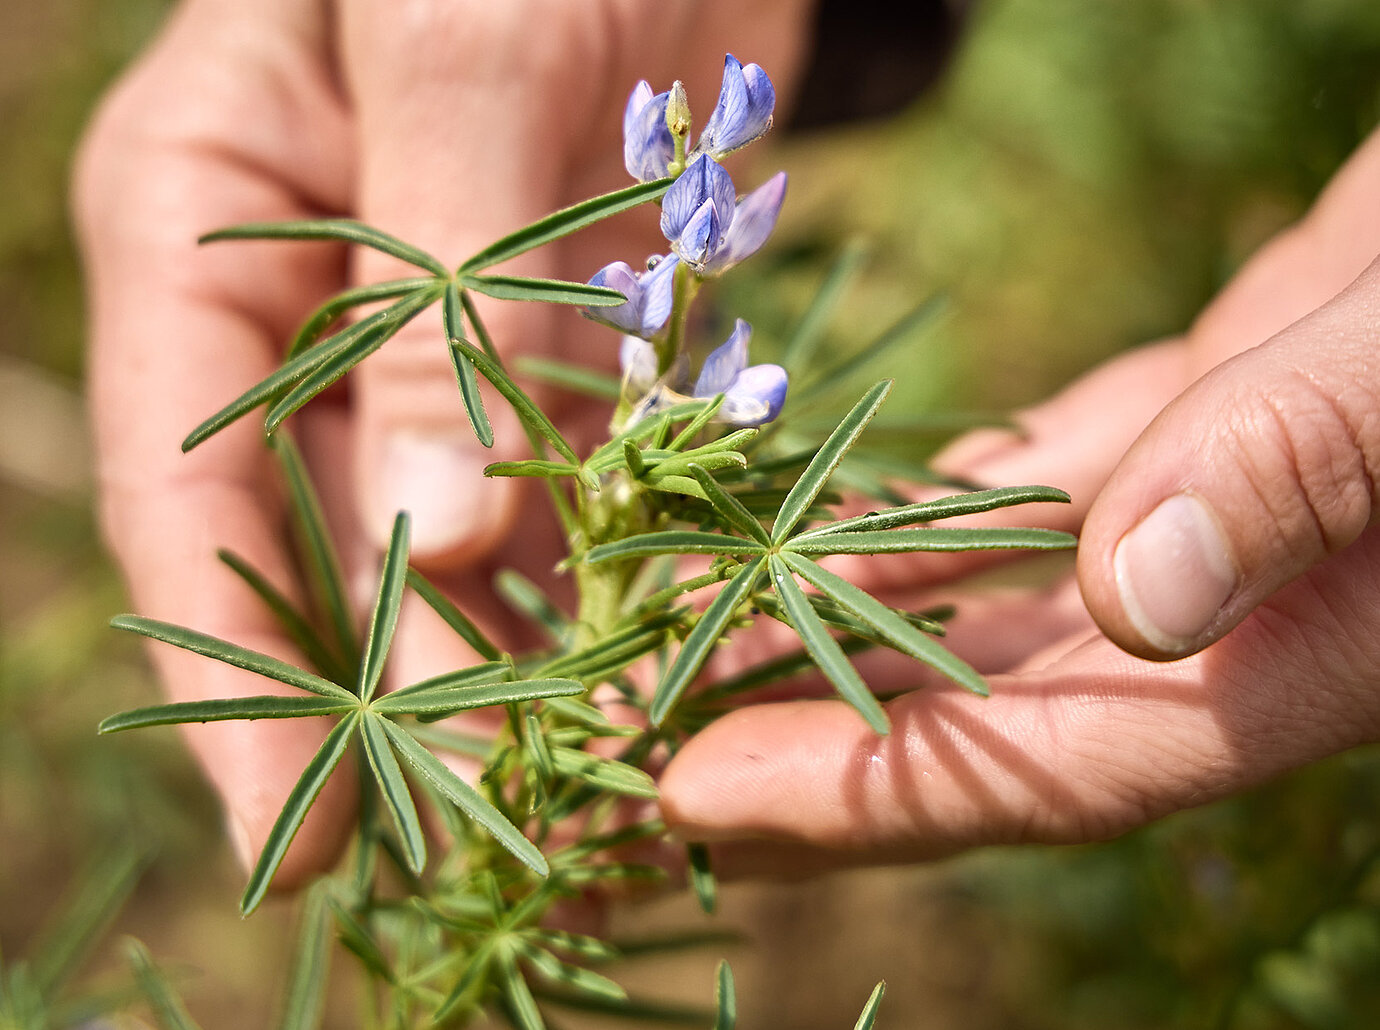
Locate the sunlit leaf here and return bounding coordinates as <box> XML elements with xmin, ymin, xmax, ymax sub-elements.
<box><xmin>110</xmin><ymin>616</ymin><xmax>353</xmax><ymax>701</ymax></box>
<box><xmin>360</xmin><ymin>713</ymin><xmax>426</xmax><ymax>873</ymax></box>
<box><xmin>798</xmin><ymin>485</ymin><xmax>1072</xmax><ymax>537</ymax></box>
<box><xmin>373</xmin><ymin>677</ymin><xmax>583</xmax><ymax>720</ymax></box>
<box><xmin>768</xmin><ymin>555</ymin><xmax>888</xmax><ymax>734</ymax></box>
<box><xmin>586</xmin><ymin>531</ymin><xmax>766</xmax><ymax>563</ymax></box>
<box><xmin>200</xmin><ymin>219</ymin><xmax>448</xmax><ymax>276</ymax></box>
<box><xmin>772</xmin><ymin>380</ymin><xmax>893</xmax><ymax>544</ymax></box>
<box><xmin>405</xmin><ymin>569</ymin><xmax>501</xmax><ymax>661</ymax></box>
<box><xmin>712</xmin><ymin>960</ymin><xmax>735</xmax><ymax>1030</ymax></box>
<box><xmin>853</xmin><ymin>982</ymin><xmax>887</xmax><ymax>1030</ymax></box>
<box><xmin>358</xmin><ymin>513</ymin><xmax>410</xmax><ymax>703</ymax></box>
<box><xmin>285</xmin><ymin>277</ymin><xmax>437</xmax><ymax>360</ymax></box>
<box><xmin>650</xmin><ymin>556</ymin><xmax>765</xmax><ymax>727</ymax></box>
<box><xmin>242</xmin><ymin>713</ymin><xmax>360</xmax><ymax>915</ymax></box>
<box><xmin>484</xmin><ymin>459</ymin><xmax>581</xmax><ymax>479</ymax></box>
<box><xmin>460</xmin><ymin>178</ymin><xmax>671</xmax><ymax>272</ymax></box>
<box><xmin>441</xmin><ymin>280</ymin><xmax>494</xmax><ymax>448</ymax></box>
<box><xmin>688</xmin><ymin>465</ymin><xmax>771</xmax><ymax>545</ymax></box>
<box><xmin>549</xmin><ymin>747</ymin><xmax>658</xmax><ymax>799</ymax></box>
<box><xmin>99</xmin><ymin>695</ymin><xmax>356</xmax><ymax>733</ymax></box>
<box><xmin>783</xmin><ymin>527</ymin><xmax>1077</xmax><ymax>555</ymax></box>
<box><xmin>462</xmin><ymin>274</ymin><xmax>625</xmax><ymax>307</ymax></box>
<box><xmin>380</xmin><ymin>719</ymin><xmax>547</xmax><ymax>875</ymax></box>
<box><xmin>451</xmin><ymin>338</ymin><xmax>578</xmax><ymax>463</ymax></box>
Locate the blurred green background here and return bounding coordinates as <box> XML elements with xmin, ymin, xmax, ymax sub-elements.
<box><xmin>3</xmin><ymin>1</ymin><xmax>1380</xmax><ymax>1027</ymax></box>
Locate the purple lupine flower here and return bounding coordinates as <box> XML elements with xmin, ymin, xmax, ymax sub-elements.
<box><xmin>660</xmin><ymin>156</ymin><xmax>786</xmax><ymax>275</ymax></box>
<box><xmin>623</xmin><ymin>81</ymin><xmax>674</xmax><ymax>182</ymax></box>
<box><xmin>584</xmin><ymin>254</ymin><xmax>680</xmax><ymax>337</ymax></box>
<box><xmin>694</xmin><ymin>54</ymin><xmax>777</xmax><ymax>158</ymax></box>
<box><xmin>693</xmin><ymin>319</ymin><xmax>788</xmax><ymax>426</ymax></box>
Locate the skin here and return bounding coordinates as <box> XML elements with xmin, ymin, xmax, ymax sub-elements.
<box><xmin>77</xmin><ymin>0</ymin><xmax>1380</xmax><ymax>888</ymax></box>
<box><xmin>74</xmin><ymin>0</ymin><xmax>814</xmax><ymax>883</ymax></box>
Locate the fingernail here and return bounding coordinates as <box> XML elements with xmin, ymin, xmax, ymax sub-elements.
<box><xmin>1113</xmin><ymin>493</ymin><xmax>1238</xmax><ymax>655</ymax></box>
<box><xmin>370</xmin><ymin>431</ymin><xmax>488</xmax><ymax>558</ymax></box>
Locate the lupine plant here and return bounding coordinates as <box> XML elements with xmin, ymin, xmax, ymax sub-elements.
<box><xmin>98</xmin><ymin>55</ymin><xmax>1076</xmax><ymax>1030</ymax></box>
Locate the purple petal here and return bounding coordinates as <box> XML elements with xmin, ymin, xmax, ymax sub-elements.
<box><xmin>583</xmin><ymin>261</ymin><xmax>642</xmax><ymax>332</ymax></box>
<box><xmin>697</xmin><ymin>54</ymin><xmax>776</xmax><ymax>156</ymax></box>
<box><xmin>619</xmin><ymin>335</ymin><xmax>658</xmax><ymax>392</ymax></box>
<box><xmin>720</xmin><ymin>363</ymin><xmax>788</xmax><ymax>426</ymax></box>
<box><xmin>704</xmin><ymin>172</ymin><xmax>787</xmax><ymax>275</ymax></box>
<box><xmin>694</xmin><ymin>319</ymin><xmax>751</xmax><ymax>397</ymax></box>
<box><xmin>672</xmin><ymin>198</ymin><xmax>720</xmax><ymax>268</ymax></box>
<box><xmin>660</xmin><ymin>154</ymin><xmax>735</xmax><ymax>241</ymax></box>
<box><xmin>623</xmin><ymin>81</ymin><xmax>655</xmax><ymax>140</ymax></box>
<box><xmin>636</xmin><ymin>254</ymin><xmax>679</xmax><ymax>335</ymax></box>
<box><xmin>623</xmin><ymin>88</ymin><xmax>673</xmax><ymax>182</ymax></box>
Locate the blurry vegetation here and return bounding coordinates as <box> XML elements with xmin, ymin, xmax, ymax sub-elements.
<box><xmin>2</xmin><ymin>0</ymin><xmax>1379</xmax><ymax>1027</ymax></box>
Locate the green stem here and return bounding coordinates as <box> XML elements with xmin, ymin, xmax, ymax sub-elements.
<box><xmin>659</xmin><ymin>261</ymin><xmax>700</xmax><ymax>377</ymax></box>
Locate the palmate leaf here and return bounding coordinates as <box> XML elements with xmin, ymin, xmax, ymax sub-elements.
<box><xmin>767</xmin><ymin>555</ymin><xmax>889</xmax><ymax>735</ymax></box>
<box><xmin>460</xmin><ymin>178</ymin><xmax>671</xmax><ymax>272</ymax></box>
<box><xmin>199</xmin><ymin>219</ymin><xmax>448</xmax><ymax>276</ymax></box>
<box><xmin>242</xmin><ymin>713</ymin><xmax>360</xmax><ymax>915</ymax></box>
<box><xmin>783</xmin><ymin>527</ymin><xmax>1077</xmax><ymax>555</ymax></box>
<box><xmin>358</xmin><ymin>513</ymin><xmax>410</xmax><ymax>703</ymax></box>
<box><xmin>98</xmin><ymin>695</ymin><xmax>357</xmax><ymax>733</ymax></box>
<box><xmin>650</xmin><ymin>556</ymin><xmax>766</xmax><ymax>728</ymax></box>
<box><xmin>797</xmin><ymin>484</ymin><xmax>1072</xmax><ymax>537</ymax></box>
<box><xmin>462</xmin><ymin>274</ymin><xmax>625</xmax><ymax>307</ymax></box>
<box><xmin>776</xmin><ymin>551</ymin><xmax>988</xmax><ymax>698</ymax></box>
<box><xmin>109</xmin><ymin>615</ymin><xmax>354</xmax><ymax>701</ymax></box>
<box><xmin>772</xmin><ymin>380</ymin><xmax>893</xmax><ymax>544</ymax></box>
<box><xmin>443</xmin><ymin>280</ymin><xmax>494</xmax><ymax>447</ymax></box>
<box><xmin>853</xmin><ymin>982</ymin><xmax>887</xmax><ymax>1030</ymax></box>
<box><xmin>360</xmin><ymin>713</ymin><xmax>426</xmax><ymax>873</ymax></box>
<box><xmin>379</xmin><ymin>718</ymin><xmax>548</xmax><ymax>876</ymax></box>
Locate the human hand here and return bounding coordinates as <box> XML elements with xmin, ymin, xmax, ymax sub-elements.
<box><xmin>75</xmin><ymin>0</ymin><xmax>812</xmax><ymax>884</ymax></box>
<box><xmin>659</xmin><ymin>126</ymin><xmax>1380</xmax><ymax>877</ymax></box>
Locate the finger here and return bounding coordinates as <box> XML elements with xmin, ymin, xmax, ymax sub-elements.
<box><xmin>76</xmin><ymin>0</ymin><xmax>357</xmax><ymax>883</ymax></box>
<box><xmin>661</xmin><ymin>531</ymin><xmax>1380</xmax><ymax>872</ymax></box>
<box><xmin>1077</xmin><ymin>254</ymin><xmax>1380</xmax><ymax>659</ymax></box>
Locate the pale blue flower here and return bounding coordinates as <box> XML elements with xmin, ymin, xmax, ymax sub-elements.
<box><xmin>623</xmin><ymin>81</ymin><xmax>674</xmax><ymax>182</ymax></box>
<box><xmin>695</xmin><ymin>54</ymin><xmax>777</xmax><ymax>158</ymax></box>
<box><xmin>693</xmin><ymin>319</ymin><xmax>787</xmax><ymax>425</ymax></box>
<box><xmin>660</xmin><ymin>155</ymin><xmax>786</xmax><ymax>275</ymax></box>
<box><xmin>620</xmin><ymin>319</ymin><xmax>787</xmax><ymax>427</ymax></box>
<box><xmin>584</xmin><ymin>254</ymin><xmax>679</xmax><ymax>337</ymax></box>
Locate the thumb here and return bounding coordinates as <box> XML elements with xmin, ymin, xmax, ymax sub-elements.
<box><xmin>339</xmin><ymin>4</ymin><xmax>600</xmax><ymax>563</ymax></box>
<box><xmin>1077</xmin><ymin>254</ymin><xmax>1380</xmax><ymax>660</ymax></box>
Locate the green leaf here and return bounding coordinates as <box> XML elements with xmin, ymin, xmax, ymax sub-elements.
<box><xmin>853</xmin><ymin>982</ymin><xmax>887</xmax><ymax>1030</ymax></box>
<box><xmin>522</xmin><ymin>947</ymin><xmax>626</xmax><ymax>1003</ymax></box>
<box><xmin>374</xmin><ymin>661</ymin><xmax>507</xmax><ymax>701</ymax></box>
<box><xmin>797</xmin><ymin>294</ymin><xmax>947</xmax><ymax>401</ymax></box>
<box><xmin>326</xmin><ymin>898</ymin><xmax>394</xmax><ymax>983</ymax></box>
<box><xmin>358</xmin><ymin>513</ymin><xmax>410</xmax><ymax>703</ymax></box>
<box><xmin>380</xmin><ymin>719</ymin><xmax>548</xmax><ymax>875</ymax></box>
<box><xmin>496</xmin><ymin>569</ymin><xmax>572</xmax><ymax>642</ymax></box>
<box><xmin>768</xmin><ymin>555</ymin><xmax>888</xmax><ymax>735</ymax></box>
<box><xmin>126</xmin><ymin>938</ymin><xmax>203</xmax><ymax>1030</ymax></box>
<box><xmin>217</xmin><ymin>550</ymin><xmax>348</xmax><ymax>684</ymax></box>
<box><xmin>539</xmin><ymin>613</ymin><xmax>681</xmax><ymax>682</ymax></box>
<box><xmin>772</xmin><ymin>380</ymin><xmax>893</xmax><ymax>544</ymax></box>
<box><xmin>777</xmin><ymin>551</ymin><xmax>988</xmax><ymax>698</ymax></box>
<box><xmin>782</xmin><ymin>240</ymin><xmax>869</xmax><ymax>369</ymax></box>
<box><xmin>689</xmin><ymin>844</ymin><xmax>718</xmax><ymax>918</ymax></box>
<box><xmin>285</xmin><ymin>277</ymin><xmax>438</xmax><ymax>361</ymax></box>
<box><xmin>264</xmin><ymin>293</ymin><xmax>435</xmax><ymax>434</ymax></box>
<box><xmin>451</xmin><ymin>337</ymin><xmax>578</xmax><ymax>463</ymax></box>
<box><xmin>273</xmin><ymin>882</ymin><xmax>333</xmax><ymax>1030</ymax></box>
<box><xmin>530</xmin><ymin>929</ymin><xmax>621</xmax><ymax>964</ymax></box>
<box><xmin>110</xmin><ymin>615</ymin><xmax>354</xmax><ymax>701</ymax></box>
<box><xmin>182</xmin><ymin>289</ymin><xmax>437</xmax><ymax>451</ymax></box>
<box><xmin>241</xmin><ymin>713</ymin><xmax>359</xmax><ymax>915</ymax></box>
<box><xmin>665</xmin><ymin>395</ymin><xmax>726</xmax><ymax>451</ymax></box>
<box><xmin>405</xmin><ymin>569</ymin><xmax>501</xmax><ymax>661</ymax></box>
<box><xmin>360</xmin><ymin>713</ymin><xmax>426</xmax><ymax>873</ymax></box>
<box><xmin>650</xmin><ymin>556</ymin><xmax>765</xmax><ymax>728</ymax></box>
<box><xmin>434</xmin><ymin>940</ymin><xmax>496</xmax><ymax>1022</ymax></box>
<box><xmin>272</xmin><ymin>434</ymin><xmax>359</xmax><ymax>669</ymax></box>
<box><xmin>712</xmin><ymin>959</ymin><xmax>735</xmax><ymax>1030</ymax></box>
<box><xmin>783</xmin><ymin>527</ymin><xmax>1078</xmax><ymax>555</ymax></box>
<box><xmin>525</xmin><ymin>710</ymin><xmax>556</xmax><ymax>783</ymax></box>
<box><xmin>99</xmin><ymin>695</ymin><xmax>356</xmax><ymax>733</ymax></box>
<box><xmin>443</xmin><ymin>280</ymin><xmax>495</xmax><ymax>447</ymax></box>
<box><xmin>462</xmin><ymin>274</ymin><xmax>625</xmax><ymax>307</ymax></box>
<box><xmin>461</xmin><ymin>178</ymin><xmax>671</xmax><ymax>272</ymax></box>
<box><xmin>200</xmin><ymin>219</ymin><xmax>448</xmax><ymax>276</ymax></box>
<box><xmin>484</xmin><ymin>459</ymin><xmax>580</xmax><ymax>479</ymax></box>
<box><xmin>499</xmin><ymin>957</ymin><xmax>548</xmax><ymax>1030</ymax></box>
<box><xmin>799</xmin><ymin>485</ymin><xmax>1073</xmax><ymax>537</ymax></box>
<box><xmin>586</xmin><ymin>531</ymin><xmax>766</xmax><ymax>563</ymax></box>
<box><xmin>516</xmin><ymin>356</ymin><xmax>621</xmax><ymax>401</ymax></box>
<box><xmin>372</xmin><ymin>677</ymin><xmax>584</xmax><ymax>719</ymax></box>
<box><xmin>688</xmin><ymin>465</ymin><xmax>771</xmax><ymax>545</ymax></box>
<box><xmin>549</xmin><ymin>747</ymin><xmax>658</xmax><ymax>799</ymax></box>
